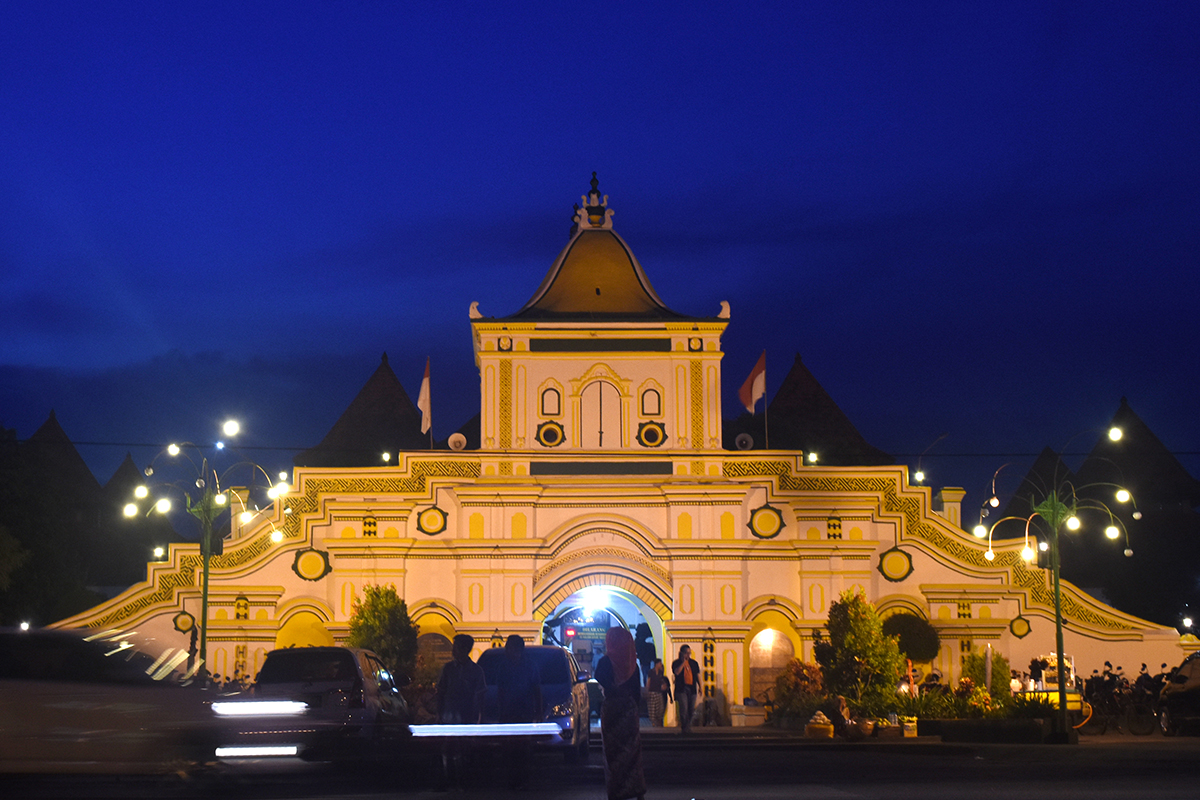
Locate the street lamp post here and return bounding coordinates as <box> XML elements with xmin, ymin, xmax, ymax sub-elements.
<box><xmin>973</xmin><ymin>426</ymin><xmax>1136</xmax><ymax>743</ymax></box>
<box><xmin>123</xmin><ymin>421</ymin><xmax>288</xmax><ymax>680</ymax></box>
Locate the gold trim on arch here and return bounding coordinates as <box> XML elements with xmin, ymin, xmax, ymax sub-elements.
<box><xmin>743</xmin><ymin>594</ymin><xmax>804</xmax><ymax>622</ymax></box>
<box><xmin>533</xmin><ymin>568</ymin><xmax>671</xmax><ymax>623</ymax></box>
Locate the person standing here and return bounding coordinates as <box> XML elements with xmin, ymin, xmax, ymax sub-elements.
<box><xmin>595</xmin><ymin>627</ymin><xmax>646</xmax><ymax>800</ymax></box>
<box><xmin>672</xmin><ymin>644</ymin><xmax>700</xmax><ymax>734</ymax></box>
<box><xmin>434</xmin><ymin>634</ymin><xmax>486</xmax><ymax>790</ymax></box>
<box><xmin>496</xmin><ymin>635</ymin><xmax>542</xmax><ymax>789</ymax></box>
<box><xmin>644</xmin><ymin>659</ymin><xmax>670</xmax><ymax>727</ymax></box>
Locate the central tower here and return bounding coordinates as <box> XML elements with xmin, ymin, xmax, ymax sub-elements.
<box><xmin>470</xmin><ymin>174</ymin><xmax>729</xmax><ymax>454</ymax></box>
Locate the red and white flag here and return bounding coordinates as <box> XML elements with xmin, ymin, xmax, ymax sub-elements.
<box><xmin>738</xmin><ymin>351</ymin><xmax>766</xmax><ymax>413</ymax></box>
<box><xmin>417</xmin><ymin>357</ymin><xmax>432</xmax><ymax>434</ymax></box>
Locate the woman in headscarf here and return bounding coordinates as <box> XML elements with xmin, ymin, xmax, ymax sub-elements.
<box><xmin>594</xmin><ymin>626</ymin><xmax>647</xmax><ymax>800</ymax></box>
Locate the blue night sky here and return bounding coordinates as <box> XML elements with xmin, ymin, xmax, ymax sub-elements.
<box><xmin>2</xmin><ymin>2</ymin><xmax>1197</xmax><ymax>511</ymax></box>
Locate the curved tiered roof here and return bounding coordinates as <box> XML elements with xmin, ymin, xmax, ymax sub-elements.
<box><xmin>499</xmin><ymin>174</ymin><xmax>706</xmax><ymax>322</ymax></box>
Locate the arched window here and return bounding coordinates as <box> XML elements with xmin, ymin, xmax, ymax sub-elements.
<box><xmin>641</xmin><ymin>388</ymin><xmax>661</xmax><ymax>417</ymax></box>
<box><xmin>541</xmin><ymin>387</ymin><xmax>561</xmax><ymax>417</ymax></box>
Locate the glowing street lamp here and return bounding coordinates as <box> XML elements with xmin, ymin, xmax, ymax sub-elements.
<box><xmin>123</xmin><ymin>421</ymin><xmax>288</xmax><ymax>679</ymax></box>
<box><xmin>974</xmin><ymin>426</ymin><xmax>1136</xmax><ymax>742</ymax></box>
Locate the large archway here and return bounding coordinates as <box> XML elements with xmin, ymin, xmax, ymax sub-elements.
<box><xmin>541</xmin><ymin>585</ymin><xmax>667</xmax><ymax>680</ymax></box>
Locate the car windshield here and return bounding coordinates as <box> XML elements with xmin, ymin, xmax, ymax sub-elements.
<box><xmin>257</xmin><ymin>649</ymin><xmax>358</xmax><ymax>683</ymax></box>
<box><xmin>479</xmin><ymin>648</ymin><xmax>571</xmax><ymax>685</ymax></box>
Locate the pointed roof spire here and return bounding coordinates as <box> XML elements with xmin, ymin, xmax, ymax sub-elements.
<box><xmin>23</xmin><ymin>411</ymin><xmax>102</xmax><ymax>498</ymax></box>
<box><xmin>1077</xmin><ymin>398</ymin><xmax>1200</xmax><ymax>507</ymax></box>
<box><xmin>758</xmin><ymin>354</ymin><xmax>891</xmax><ymax>465</ymax></box>
<box><xmin>294</xmin><ymin>354</ymin><xmax>426</xmax><ymax>467</ymax></box>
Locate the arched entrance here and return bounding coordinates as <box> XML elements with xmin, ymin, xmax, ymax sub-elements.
<box><xmin>274</xmin><ymin>610</ymin><xmax>334</xmax><ymax>649</ymax></box>
<box><xmin>748</xmin><ymin>627</ymin><xmax>794</xmax><ymax>705</ymax></box>
<box><xmin>541</xmin><ymin>585</ymin><xmax>666</xmax><ymax>679</ymax></box>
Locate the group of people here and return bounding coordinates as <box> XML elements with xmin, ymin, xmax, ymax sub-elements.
<box><xmin>432</xmin><ymin>629</ymin><xmax>702</xmax><ymax>800</ymax></box>
<box><xmin>433</xmin><ymin>632</ymin><xmax>541</xmax><ymax>791</ymax></box>
<box><xmin>1083</xmin><ymin>661</ymin><xmax>1174</xmax><ymax>703</ymax></box>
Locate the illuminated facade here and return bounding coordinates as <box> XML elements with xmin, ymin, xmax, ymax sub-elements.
<box><xmin>57</xmin><ymin>178</ymin><xmax>1188</xmax><ymax>720</ymax></box>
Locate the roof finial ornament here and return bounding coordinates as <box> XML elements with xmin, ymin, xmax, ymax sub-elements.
<box><xmin>576</xmin><ymin>171</ymin><xmax>614</xmax><ymax>230</ymax></box>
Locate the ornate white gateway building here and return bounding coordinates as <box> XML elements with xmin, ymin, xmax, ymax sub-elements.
<box><xmin>59</xmin><ymin>177</ymin><xmax>1186</xmax><ymax>720</ymax></box>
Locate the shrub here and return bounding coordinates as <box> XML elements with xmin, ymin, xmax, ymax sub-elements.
<box><xmin>1009</xmin><ymin>693</ymin><xmax>1057</xmax><ymax>719</ymax></box>
<box><xmin>961</xmin><ymin>648</ymin><xmax>1012</xmax><ymax>705</ymax></box>
<box><xmin>813</xmin><ymin>591</ymin><xmax>905</xmax><ymax>702</ymax></box>
<box><xmin>345</xmin><ymin>584</ymin><xmax>419</xmax><ymax>677</ymax></box>
<box><xmin>773</xmin><ymin>659</ymin><xmax>826</xmax><ymax>720</ymax></box>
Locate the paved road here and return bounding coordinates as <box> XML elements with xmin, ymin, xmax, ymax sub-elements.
<box><xmin>3</xmin><ymin>728</ymin><xmax>1197</xmax><ymax>799</ymax></box>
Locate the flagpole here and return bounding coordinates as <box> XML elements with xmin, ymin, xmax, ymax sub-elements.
<box><xmin>763</xmin><ymin>352</ymin><xmax>769</xmax><ymax>449</ymax></box>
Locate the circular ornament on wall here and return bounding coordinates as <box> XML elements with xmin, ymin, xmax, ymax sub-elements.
<box><xmin>498</xmin><ymin>335</ymin><xmax>512</xmax><ymax>351</ymax></box>
<box><xmin>535</xmin><ymin>420</ymin><xmax>565</xmax><ymax>447</ymax></box>
<box><xmin>292</xmin><ymin>548</ymin><xmax>332</xmax><ymax>581</ymax></box>
<box><xmin>1009</xmin><ymin>615</ymin><xmax>1032</xmax><ymax>639</ymax></box>
<box><xmin>748</xmin><ymin>504</ymin><xmax>784</xmax><ymax>539</ymax></box>
<box><xmin>173</xmin><ymin>611</ymin><xmax>195</xmax><ymax>633</ymax></box>
<box><xmin>417</xmin><ymin>506</ymin><xmax>448</xmax><ymax>535</ymax></box>
<box><xmin>688</xmin><ymin>337</ymin><xmax>702</xmax><ymax>351</ymax></box>
<box><xmin>636</xmin><ymin>420</ymin><xmax>667</xmax><ymax>448</ymax></box>
<box><xmin>877</xmin><ymin>546</ymin><xmax>914</xmax><ymax>582</ymax></box>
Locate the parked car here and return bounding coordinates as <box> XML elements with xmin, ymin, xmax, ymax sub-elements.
<box><xmin>476</xmin><ymin>645</ymin><xmax>590</xmax><ymax>762</ymax></box>
<box><xmin>214</xmin><ymin>646</ymin><xmax>409</xmax><ymax>761</ymax></box>
<box><xmin>0</xmin><ymin>627</ymin><xmax>216</xmax><ymax>773</ymax></box>
<box><xmin>1160</xmin><ymin>652</ymin><xmax>1200</xmax><ymax>736</ymax></box>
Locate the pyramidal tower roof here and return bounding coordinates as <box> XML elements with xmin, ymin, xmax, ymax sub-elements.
<box><xmin>734</xmin><ymin>354</ymin><xmax>891</xmax><ymax>465</ymax></box>
<box><xmin>23</xmin><ymin>410</ymin><xmax>102</xmax><ymax>499</ymax></box>
<box><xmin>497</xmin><ymin>173</ymin><xmax>704</xmax><ymax>322</ymax></box>
<box><xmin>294</xmin><ymin>354</ymin><xmax>426</xmax><ymax>468</ymax></box>
<box><xmin>1076</xmin><ymin>397</ymin><xmax>1200</xmax><ymax>508</ymax></box>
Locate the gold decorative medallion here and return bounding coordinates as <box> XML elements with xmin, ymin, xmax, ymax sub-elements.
<box><xmin>417</xmin><ymin>506</ymin><xmax>448</xmax><ymax>535</ymax></box>
<box><xmin>535</xmin><ymin>420</ymin><xmax>565</xmax><ymax>447</ymax></box>
<box><xmin>636</xmin><ymin>420</ymin><xmax>667</xmax><ymax>448</ymax></box>
<box><xmin>173</xmin><ymin>611</ymin><xmax>195</xmax><ymax>633</ymax></box>
<box><xmin>1009</xmin><ymin>616</ymin><xmax>1031</xmax><ymax>639</ymax></box>
<box><xmin>292</xmin><ymin>548</ymin><xmax>332</xmax><ymax>581</ymax></box>
<box><xmin>877</xmin><ymin>546</ymin><xmax>914</xmax><ymax>582</ymax></box>
<box><xmin>748</xmin><ymin>504</ymin><xmax>784</xmax><ymax>539</ymax></box>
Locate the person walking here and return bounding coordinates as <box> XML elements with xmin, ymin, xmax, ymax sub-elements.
<box><xmin>595</xmin><ymin>627</ymin><xmax>646</xmax><ymax>800</ymax></box>
<box><xmin>672</xmin><ymin>644</ymin><xmax>700</xmax><ymax>734</ymax></box>
<box><xmin>496</xmin><ymin>635</ymin><xmax>542</xmax><ymax>789</ymax></box>
<box><xmin>434</xmin><ymin>634</ymin><xmax>486</xmax><ymax>790</ymax></box>
<box><xmin>644</xmin><ymin>659</ymin><xmax>670</xmax><ymax>727</ymax></box>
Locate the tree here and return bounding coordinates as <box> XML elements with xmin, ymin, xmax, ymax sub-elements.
<box><xmin>812</xmin><ymin>590</ymin><xmax>905</xmax><ymax>702</ymax></box>
<box><xmin>881</xmin><ymin>613</ymin><xmax>940</xmax><ymax>663</ymax></box>
<box><xmin>345</xmin><ymin>585</ymin><xmax>419</xmax><ymax>676</ymax></box>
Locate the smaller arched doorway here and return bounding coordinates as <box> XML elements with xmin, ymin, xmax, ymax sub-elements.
<box><xmin>274</xmin><ymin>611</ymin><xmax>334</xmax><ymax>650</ymax></box>
<box><xmin>748</xmin><ymin>627</ymin><xmax>795</xmax><ymax>706</ymax></box>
